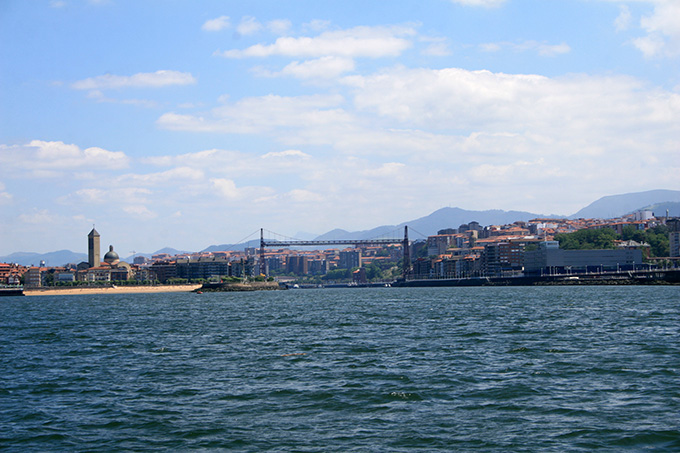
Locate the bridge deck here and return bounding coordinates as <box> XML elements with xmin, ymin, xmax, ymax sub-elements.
<box><xmin>262</xmin><ymin>238</ymin><xmax>401</xmax><ymax>247</ymax></box>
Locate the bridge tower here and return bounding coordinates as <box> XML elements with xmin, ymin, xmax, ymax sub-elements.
<box><xmin>402</xmin><ymin>225</ymin><xmax>411</xmax><ymax>280</ymax></box>
<box><xmin>259</xmin><ymin>228</ymin><xmax>267</xmax><ymax>277</ymax></box>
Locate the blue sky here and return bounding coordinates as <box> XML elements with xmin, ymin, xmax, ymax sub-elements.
<box><xmin>1</xmin><ymin>0</ymin><xmax>679</xmax><ymax>256</ymax></box>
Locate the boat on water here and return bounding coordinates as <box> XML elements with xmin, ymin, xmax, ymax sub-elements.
<box><xmin>0</xmin><ymin>285</ymin><xmax>24</xmax><ymax>297</ymax></box>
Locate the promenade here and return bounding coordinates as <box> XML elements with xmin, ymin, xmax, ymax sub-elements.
<box><xmin>24</xmin><ymin>284</ymin><xmax>201</xmax><ymax>296</ymax></box>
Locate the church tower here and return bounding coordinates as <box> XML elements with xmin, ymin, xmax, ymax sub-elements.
<box><xmin>88</xmin><ymin>227</ymin><xmax>100</xmax><ymax>268</ymax></box>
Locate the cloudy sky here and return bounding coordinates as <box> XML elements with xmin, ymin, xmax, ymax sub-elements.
<box><xmin>1</xmin><ymin>0</ymin><xmax>679</xmax><ymax>255</ymax></box>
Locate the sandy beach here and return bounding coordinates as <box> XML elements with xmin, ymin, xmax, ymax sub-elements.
<box><xmin>24</xmin><ymin>284</ymin><xmax>202</xmax><ymax>296</ymax></box>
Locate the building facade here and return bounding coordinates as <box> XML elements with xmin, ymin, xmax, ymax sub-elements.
<box><xmin>88</xmin><ymin>227</ymin><xmax>100</xmax><ymax>268</ymax></box>
<box><xmin>338</xmin><ymin>249</ymin><xmax>362</xmax><ymax>269</ymax></box>
<box><xmin>524</xmin><ymin>241</ymin><xmax>643</xmax><ymax>274</ymax></box>
<box><xmin>670</xmin><ymin>231</ymin><xmax>680</xmax><ymax>258</ymax></box>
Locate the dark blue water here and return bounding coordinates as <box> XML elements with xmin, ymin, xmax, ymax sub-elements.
<box><xmin>1</xmin><ymin>286</ymin><xmax>679</xmax><ymax>451</ymax></box>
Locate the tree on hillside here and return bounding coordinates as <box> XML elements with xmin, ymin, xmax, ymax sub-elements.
<box><xmin>554</xmin><ymin>228</ymin><xmax>618</xmax><ymax>250</ymax></box>
<box><xmin>622</xmin><ymin>225</ymin><xmax>669</xmax><ymax>257</ymax></box>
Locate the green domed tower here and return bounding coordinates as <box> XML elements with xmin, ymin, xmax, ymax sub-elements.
<box><xmin>103</xmin><ymin>245</ymin><xmax>120</xmax><ymax>265</ymax></box>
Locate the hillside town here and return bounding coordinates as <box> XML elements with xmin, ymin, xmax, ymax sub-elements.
<box><xmin>2</xmin><ymin>210</ymin><xmax>680</xmax><ymax>289</ymax></box>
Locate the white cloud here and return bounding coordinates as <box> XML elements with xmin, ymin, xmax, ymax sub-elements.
<box><xmin>469</xmin><ymin>159</ymin><xmax>558</xmax><ymax>184</ymax></box>
<box><xmin>276</xmin><ymin>56</ymin><xmax>356</xmax><ymax>79</ymax></box>
<box><xmin>287</xmin><ymin>189</ymin><xmax>324</xmax><ymax>203</ymax></box>
<box><xmin>154</xmin><ymin>65</ymin><xmax>678</xmax><ymax>215</ymax></box>
<box><xmin>479</xmin><ymin>43</ymin><xmax>502</xmax><ymax>52</ymax></box>
<box><xmin>0</xmin><ymin>140</ymin><xmax>129</xmax><ymax>175</ymax></box>
<box><xmin>633</xmin><ymin>33</ymin><xmax>666</xmax><ymax>57</ymax></box>
<box><xmin>19</xmin><ymin>209</ymin><xmax>57</xmax><ymax>224</ymax></box>
<box><xmin>210</xmin><ymin>178</ymin><xmax>245</xmax><ymax>200</ymax></box>
<box><xmin>615</xmin><ymin>5</ymin><xmax>632</xmax><ymax>31</ymax></box>
<box><xmin>344</xmin><ymin>67</ymin><xmax>680</xmax><ymax>138</ymax></box>
<box><xmin>420</xmin><ymin>37</ymin><xmax>452</xmax><ymax>56</ymax></box>
<box><xmin>261</xmin><ymin>150</ymin><xmax>311</xmax><ymax>159</ymax></box>
<box><xmin>142</xmin><ymin>148</ymin><xmax>319</xmax><ymax>185</ymax></box>
<box><xmin>122</xmin><ymin>205</ymin><xmax>157</xmax><ymax>218</ymax></box>
<box><xmin>218</xmin><ymin>25</ymin><xmax>415</xmax><ymax>59</ymax></box>
<box><xmin>303</xmin><ymin>20</ymin><xmax>331</xmax><ymax>33</ymax></box>
<box><xmin>143</xmin><ymin>149</ymin><xmax>231</xmax><ymax>166</ymax></box>
<box><xmin>68</xmin><ymin>187</ymin><xmax>158</xmax><ymax>220</ymax></box>
<box><xmin>480</xmin><ymin>40</ymin><xmax>571</xmax><ymax>56</ymax></box>
<box><xmin>0</xmin><ymin>182</ymin><xmax>12</xmax><ymax>205</ymax></box>
<box><xmin>370</xmin><ymin>162</ymin><xmax>407</xmax><ymax>177</ymax></box>
<box><xmin>85</xmin><ymin>89</ymin><xmax>159</xmax><ymax>107</ymax></box>
<box><xmin>611</xmin><ymin>0</ymin><xmax>680</xmax><ymax>58</ymax></box>
<box><xmin>450</xmin><ymin>0</ymin><xmax>505</xmax><ymax>7</ymax></box>
<box><xmin>117</xmin><ymin>167</ymin><xmax>205</xmax><ymax>186</ymax></box>
<box><xmin>157</xmin><ymin>94</ymin><xmax>353</xmax><ymax>134</ymax></box>
<box><xmin>202</xmin><ymin>15</ymin><xmax>230</xmax><ymax>32</ymax></box>
<box><xmin>236</xmin><ymin>16</ymin><xmax>262</xmax><ymax>36</ymax></box>
<box><xmin>154</xmin><ymin>67</ymin><xmax>679</xmax><ymax>214</ymax></box>
<box><xmin>267</xmin><ymin>19</ymin><xmax>292</xmax><ymax>35</ymax></box>
<box><xmin>73</xmin><ymin>187</ymin><xmax>152</xmax><ymax>204</ymax></box>
<box><xmin>71</xmin><ymin>70</ymin><xmax>196</xmax><ymax>90</ymax></box>
<box><xmin>536</xmin><ymin>42</ymin><xmax>571</xmax><ymax>56</ymax></box>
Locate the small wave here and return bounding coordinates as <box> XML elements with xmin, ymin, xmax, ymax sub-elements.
<box><xmin>507</xmin><ymin>346</ymin><xmax>529</xmax><ymax>353</ymax></box>
<box><xmin>149</xmin><ymin>347</ymin><xmax>170</xmax><ymax>353</ymax></box>
<box><xmin>388</xmin><ymin>391</ymin><xmax>423</xmax><ymax>401</ymax></box>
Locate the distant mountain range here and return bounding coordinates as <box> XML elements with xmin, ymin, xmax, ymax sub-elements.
<box><xmin>0</xmin><ymin>250</ymin><xmax>88</xmax><ymax>268</ymax></box>
<box><xmin>568</xmin><ymin>189</ymin><xmax>680</xmax><ymax>219</ymax></box>
<box><xmin>312</xmin><ymin>207</ymin><xmax>551</xmax><ymax>242</ymax></box>
<box><xmin>3</xmin><ymin>189</ymin><xmax>679</xmax><ymax>266</ymax></box>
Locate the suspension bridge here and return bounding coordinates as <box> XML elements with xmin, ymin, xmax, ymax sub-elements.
<box><xmin>257</xmin><ymin>227</ymin><xmax>413</xmax><ymax>279</ymax></box>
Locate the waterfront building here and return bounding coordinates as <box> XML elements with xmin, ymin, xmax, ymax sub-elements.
<box><xmin>55</xmin><ymin>270</ymin><xmax>75</xmax><ymax>283</ymax></box>
<box><xmin>176</xmin><ymin>255</ymin><xmax>231</xmax><ymax>280</ymax></box>
<box><xmin>412</xmin><ymin>258</ymin><xmax>434</xmax><ymax>279</ymax></box>
<box><xmin>426</xmin><ymin>233</ymin><xmax>463</xmax><ymax>256</ymax></box>
<box><xmin>523</xmin><ymin>241</ymin><xmax>642</xmax><ymax>275</ymax></box>
<box><xmin>286</xmin><ymin>255</ymin><xmax>309</xmax><ymax>275</ymax></box>
<box><xmin>265</xmin><ymin>255</ymin><xmax>283</xmax><ymax>273</ymax></box>
<box><xmin>133</xmin><ymin>255</ymin><xmax>148</xmax><ymax>265</ymax></box>
<box><xmin>82</xmin><ymin>245</ymin><xmax>133</xmax><ymax>282</ymax></box>
<box><xmin>24</xmin><ymin>267</ymin><xmax>47</xmax><ymax>288</ymax></box>
<box><xmin>0</xmin><ymin>263</ymin><xmax>26</xmax><ymax>285</ymax></box>
<box><xmin>352</xmin><ymin>268</ymin><xmax>367</xmax><ymax>284</ymax></box>
<box><xmin>339</xmin><ymin>249</ymin><xmax>361</xmax><ymax>269</ymax></box>
<box><xmin>482</xmin><ymin>240</ymin><xmax>529</xmax><ymax>277</ymax></box>
<box><xmin>670</xmin><ymin>231</ymin><xmax>680</xmax><ymax>258</ymax></box>
<box><xmin>149</xmin><ymin>260</ymin><xmax>178</xmax><ymax>283</ymax></box>
<box><xmin>308</xmin><ymin>258</ymin><xmax>329</xmax><ymax>275</ymax></box>
<box><xmin>230</xmin><ymin>258</ymin><xmax>255</xmax><ymax>278</ymax></box>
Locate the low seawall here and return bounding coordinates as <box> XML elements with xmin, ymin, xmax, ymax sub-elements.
<box><xmin>0</xmin><ymin>287</ymin><xmax>24</xmax><ymax>297</ymax></box>
<box><xmin>394</xmin><ymin>269</ymin><xmax>680</xmax><ymax>287</ymax></box>
<box><xmin>198</xmin><ymin>281</ymin><xmax>283</xmax><ymax>292</ymax></box>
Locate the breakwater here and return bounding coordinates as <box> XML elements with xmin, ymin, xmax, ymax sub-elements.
<box><xmin>0</xmin><ymin>286</ymin><xmax>24</xmax><ymax>297</ymax></box>
<box><xmin>198</xmin><ymin>281</ymin><xmax>282</xmax><ymax>292</ymax></box>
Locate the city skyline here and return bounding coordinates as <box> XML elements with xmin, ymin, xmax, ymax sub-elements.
<box><xmin>1</xmin><ymin>0</ymin><xmax>679</xmax><ymax>255</ymax></box>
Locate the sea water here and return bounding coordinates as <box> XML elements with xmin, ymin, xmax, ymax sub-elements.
<box><xmin>1</xmin><ymin>286</ymin><xmax>678</xmax><ymax>451</ymax></box>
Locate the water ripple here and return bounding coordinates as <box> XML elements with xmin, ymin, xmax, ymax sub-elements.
<box><xmin>1</xmin><ymin>286</ymin><xmax>678</xmax><ymax>451</ymax></box>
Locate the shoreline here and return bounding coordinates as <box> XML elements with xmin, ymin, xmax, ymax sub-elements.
<box><xmin>24</xmin><ymin>284</ymin><xmax>202</xmax><ymax>296</ymax></box>
<box><xmin>394</xmin><ymin>269</ymin><xmax>680</xmax><ymax>287</ymax></box>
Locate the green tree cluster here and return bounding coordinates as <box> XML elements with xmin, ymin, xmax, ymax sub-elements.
<box><xmin>554</xmin><ymin>228</ymin><xmax>618</xmax><ymax>250</ymax></box>
<box><xmin>554</xmin><ymin>225</ymin><xmax>670</xmax><ymax>258</ymax></box>
<box><xmin>621</xmin><ymin>225</ymin><xmax>669</xmax><ymax>257</ymax></box>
